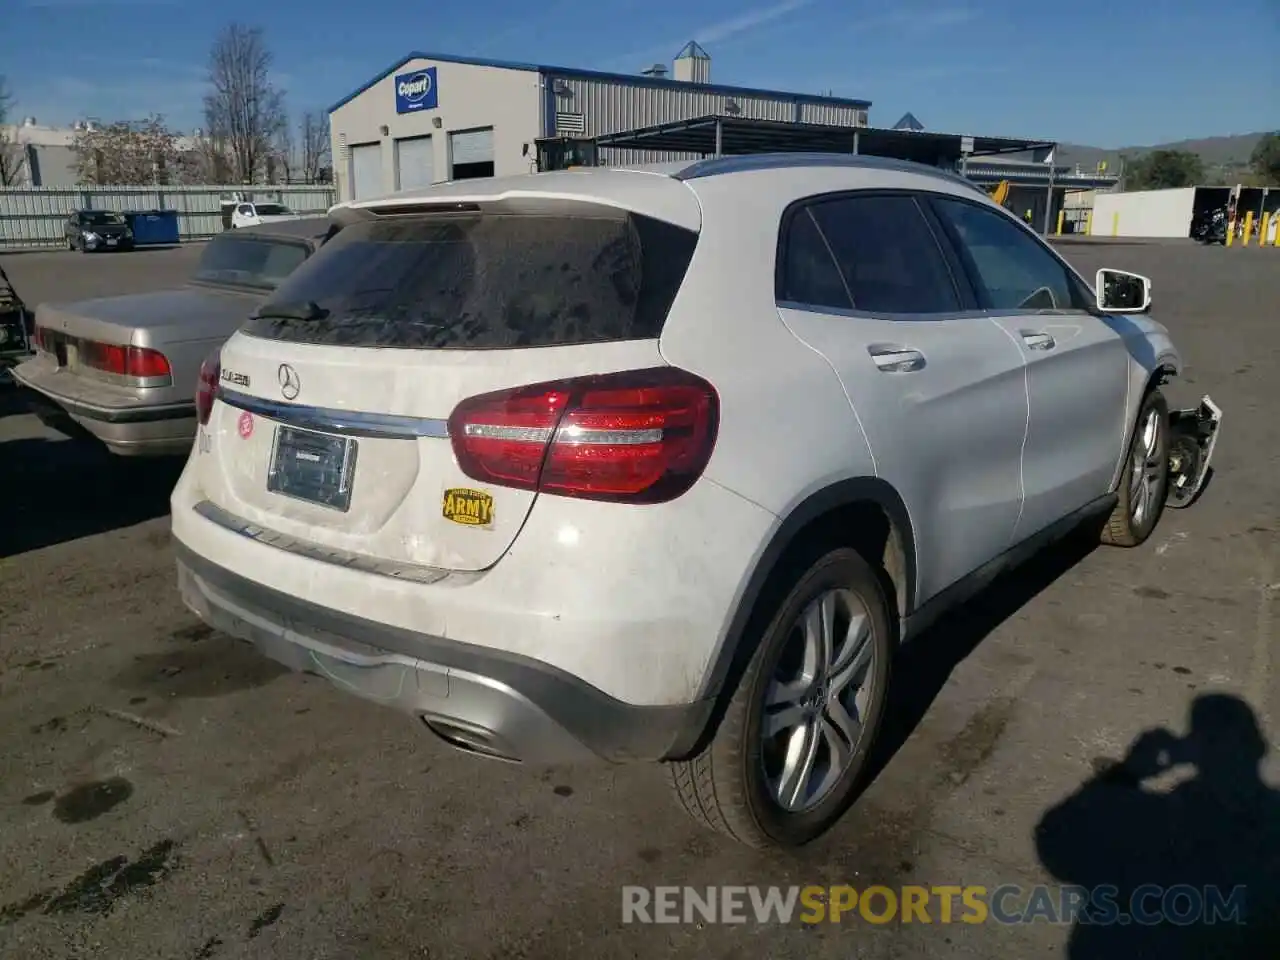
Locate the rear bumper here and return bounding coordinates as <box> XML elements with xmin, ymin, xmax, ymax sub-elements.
<box><xmin>175</xmin><ymin>541</ymin><xmax>712</xmax><ymax>764</ymax></box>
<box><xmin>11</xmin><ymin>362</ymin><xmax>195</xmax><ymax>456</ymax></box>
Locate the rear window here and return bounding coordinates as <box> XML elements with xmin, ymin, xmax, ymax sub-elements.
<box><xmin>193</xmin><ymin>235</ymin><xmax>310</xmax><ymax>291</ymax></box>
<box><xmin>81</xmin><ymin>211</ymin><xmax>124</xmax><ymax>225</ymax></box>
<box><xmin>255</xmin><ymin>203</ymin><xmax>291</xmax><ymax>216</ymax></box>
<box><xmin>240</xmin><ymin>207</ymin><xmax>699</xmax><ymax>349</ymax></box>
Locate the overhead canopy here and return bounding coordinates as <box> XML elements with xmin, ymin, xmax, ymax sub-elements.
<box><xmin>595</xmin><ymin>115</ymin><xmax>1055</xmax><ymax>166</ymax></box>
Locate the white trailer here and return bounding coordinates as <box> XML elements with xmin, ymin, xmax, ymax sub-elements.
<box><xmin>1091</xmin><ymin>187</ymin><xmax>1197</xmax><ymax>238</ymax></box>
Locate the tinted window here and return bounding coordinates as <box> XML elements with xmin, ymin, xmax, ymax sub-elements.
<box><xmin>779</xmin><ymin>208</ymin><xmax>851</xmax><ymax>310</ymax></box>
<box><xmin>807</xmin><ymin>195</ymin><xmax>961</xmax><ymax>314</ymax></box>
<box><xmin>193</xmin><ymin>235</ymin><xmax>309</xmax><ymax>290</ymax></box>
<box><xmin>255</xmin><ymin>203</ymin><xmax>291</xmax><ymax>216</ymax></box>
<box><xmin>80</xmin><ymin>211</ymin><xmax>124</xmax><ymax>225</ymax></box>
<box><xmin>932</xmin><ymin>198</ymin><xmax>1088</xmax><ymax>311</ymax></box>
<box><xmin>242</xmin><ymin>208</ymin><xmax>699</xmax><ymax>349</ymax></box>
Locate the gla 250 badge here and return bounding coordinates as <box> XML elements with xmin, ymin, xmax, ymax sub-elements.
<box><xmin>220</xmin><ymin>368</ymin><xmax>250</xmax><ymax>388</ymax></box>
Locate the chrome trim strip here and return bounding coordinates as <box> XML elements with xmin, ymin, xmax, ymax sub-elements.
<box><xmin>193</xmin><ymin>499</ymin><xmax>452</xmax><ymax>585</ymax></box>
<box><xmin>217</xmin><ymin>388</ymin><xmax>450</xmax><ymax>439</ymax></box>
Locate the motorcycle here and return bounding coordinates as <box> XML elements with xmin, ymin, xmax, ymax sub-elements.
<box><xmin>1191</xmin><ymin>208</ymin><xmax>1227</xmax><ymax>245</ymax></box>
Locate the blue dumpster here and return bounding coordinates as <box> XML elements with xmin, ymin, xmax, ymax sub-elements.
<box><xmin>123</xmin><ymin>210</ymin><xmax>180</xmax><ymax>246</ymax></box>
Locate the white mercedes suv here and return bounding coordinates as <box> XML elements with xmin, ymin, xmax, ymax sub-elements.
<box><xmin>172</xmin><ymin>155</ymin><xmax>1220</xmax><ymax>849</ymax></box>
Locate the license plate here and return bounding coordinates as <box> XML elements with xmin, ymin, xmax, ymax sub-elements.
<box><xmin>267</xmin><ymin>425</ymin><xmax>358</xmax><ymax>512</ymax></box>
<box><xmin>106</xmin><ymin>238</ymin><xmax>118</xmax><ymax>246</ymax></box>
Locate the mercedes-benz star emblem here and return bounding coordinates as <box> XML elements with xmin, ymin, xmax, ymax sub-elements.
<box><xmin>277</xmin><ymin>363</ymin><xmax>301</xmax><ymax>401</ymax></box>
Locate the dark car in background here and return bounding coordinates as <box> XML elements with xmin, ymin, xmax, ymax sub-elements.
<box><xmin>14</xmin><ymin>217</ymin><xmax>336</xmax><ymax>456</ymax></box>
<box><xmin>64</xmin><ymin>209</ymin><xmax>134</xmax><ymax>253</ymax></box>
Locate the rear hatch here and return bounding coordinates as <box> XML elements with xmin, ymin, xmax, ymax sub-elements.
<box><xmin>199</xmin><ymin>185</ymin><xmax>701</xmax><ymax>573</ymax></box>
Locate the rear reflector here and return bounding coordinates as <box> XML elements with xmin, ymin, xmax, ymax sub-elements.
<box><xmin>448</xmin><ymin>367</ymin><xmax>719</xmax><ymax>503</ymax></box>
<box><xmin>196</xmin><ymin>351</ymin><xmax>220</xmax><ymax>426</ymax></box>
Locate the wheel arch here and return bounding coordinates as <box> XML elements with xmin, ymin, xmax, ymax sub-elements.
<box><xmin>668</xmin><ymin>477</ymin><xmax>916</xmax><ymax>760</ymax></box>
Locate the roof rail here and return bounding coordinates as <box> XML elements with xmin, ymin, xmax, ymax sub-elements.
<box><xmin>674</xmin><ymin>152</ymin><xmax>977</xmax><ymax>189</ymax></box>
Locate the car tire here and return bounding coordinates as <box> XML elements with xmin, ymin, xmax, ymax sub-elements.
<box><xmin>1101</xmin><ymin>388</ymin><xmax>1169</xmax><ymax>547</ymax></box>
<box><xmin>668</xmin><ymin>547</ymin><xmax>893</xmax><ymax>849</ymax></box>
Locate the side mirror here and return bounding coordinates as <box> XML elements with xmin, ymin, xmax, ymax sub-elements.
<box><xmin>1096</xmin><ymin>268</ymin><xmax>1152</xmax><ymax>314</ymax></box>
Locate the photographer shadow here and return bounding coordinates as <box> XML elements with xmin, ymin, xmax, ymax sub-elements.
<box><xmin>1034</xmin><ymin>693</ymin><xmax>1280</xmax><ymax>958</ymax></box>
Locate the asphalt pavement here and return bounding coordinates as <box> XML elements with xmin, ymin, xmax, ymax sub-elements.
<box><xmin>1</xmin><ymin>241</ymin><xmax>1277</xmax><ymax>960</ymax></box>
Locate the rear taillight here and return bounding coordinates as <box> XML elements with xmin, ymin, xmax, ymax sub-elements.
<box><xmin>78</xmin><ymin>339</ymin><xmax>172</xmax><ymax>379</ymax></box>
<box><xmin>196</xmin><ymin>352</ymin><xmax>220</xmax><ymax>426</ymax></box>
<box><xmin>448</xmin><ymin>367</ymin><xmax>719</xmax><ymax>503</ymax></box>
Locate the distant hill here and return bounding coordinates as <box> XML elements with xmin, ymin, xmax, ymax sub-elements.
<box><xmin>1056</xmin><ymin>132</ymin><xmax>1267</xmax><ymax>182</ymax></box>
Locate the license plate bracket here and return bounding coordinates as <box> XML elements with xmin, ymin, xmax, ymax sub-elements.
<box><xmin>267</xmin><ymin>425</ymin><xmax>358</xmax><ymax>512</ymax></box>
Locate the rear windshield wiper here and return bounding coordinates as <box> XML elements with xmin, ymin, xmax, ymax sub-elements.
<box><xmin>253</xmin><ymin>300</ymin><xmax>329</xmax><ymax>322</ymax></box>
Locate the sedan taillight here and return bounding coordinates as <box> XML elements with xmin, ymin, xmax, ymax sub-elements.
<box><xmin>447</xmin><ymin>367</ymin><xmax>719</xmax><ymax>504</ymax></box>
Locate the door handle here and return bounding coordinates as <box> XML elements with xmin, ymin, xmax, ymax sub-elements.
<box><xmin>1020</xmin><ymin>331</ymin><xmax>1056</xmax><ymax>351</ymax></box>
<box><xmin>868</xmin><ymin>345</ymin><xmax>926</xmax><ymax>373</ymax></box>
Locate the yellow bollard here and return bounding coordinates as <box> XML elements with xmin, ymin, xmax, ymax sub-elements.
<box><xmin>1085</xmin><ymin>210</ymin><xmax>1093</xmax><ymax>235</ymax></box>
<box><xmin>1111</xmin><ymin>211</ymin><xmax>1119</xmax><ymax>237</ymax></box>
<box><xmin>1258</xmin><ymin>213</ymin><xmax>1269</xmax><ymax>248</ymax></box>
<box><xmin>1243</xmin><ymin>211</ymin><xmax>1254</xmax><ymax>246</ymax></box>
<box><xmin>1226</xmin><ymin>219</ymin><xmax>1234</xmax><ymax>246</ymax></box>
<box><xmin>1056</xmin><ymin>210</ymin><xmax>1065</xmax><ymax>236</ymax></box>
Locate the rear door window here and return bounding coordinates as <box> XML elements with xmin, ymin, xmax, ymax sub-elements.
<box><xmin>241</xmin><ymin>207</ymin><xmax>699</xmax><ymax>349</ymax></box>
<box><xmin>778</xmin><ymin>208</ymin><xmax>852</xmax><ymax>310</ymax></box>
<box><xmin>804</xmin><ymin>195</ymin><xmax>962</xmax><ymax>315</ymax></box>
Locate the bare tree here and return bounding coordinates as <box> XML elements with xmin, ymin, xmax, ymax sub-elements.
<box><xmin>0</xmin><ymin>75</ymin><xmax>29</xmax><ymax>186</ymax></box>
<box><xmin>299</xmin><ymin>110</ymin><xmax>331</xmax><ymax>184</ymax></box>
<box><xmin>71</xmin><ymin>116</ymin><xmax>182</xmax><ymax>185</ymax></box>
<box><xmin>203</xmin><ymin>23</ymin><xmax>287</xmax><ymax>184</ymax></box>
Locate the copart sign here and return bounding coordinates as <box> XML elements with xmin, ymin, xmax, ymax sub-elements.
<box><xmin>395</xmin><ymin>67</ymin><xmax>438</xmax><ymax>114</ymax></box>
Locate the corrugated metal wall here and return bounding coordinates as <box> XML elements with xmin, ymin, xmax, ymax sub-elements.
<box><xmin>798</xmin><ymin>102</ymin><xmax>868</xmax><ymax>127</ymax></box>
<box><xmin>549</xmin><ymin>74</ymin><xmax>867</xmax><ymax>166</ymax></box>
<box><xmin>0</xmin><ymin>185</ymin><xmax>336</xmax><ymax>248</ymax></box>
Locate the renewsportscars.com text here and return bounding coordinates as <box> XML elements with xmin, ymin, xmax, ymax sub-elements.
<box><xmin>621</xmin><ymin>884</ymin><xmax>1249</xmax><ymax>926</ymax></box>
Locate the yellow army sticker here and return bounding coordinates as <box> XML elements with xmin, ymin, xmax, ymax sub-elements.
<box><xmin>442</xmin><ymin>488</ymin><xmax>494</xmax><ymax>526</ymax></box>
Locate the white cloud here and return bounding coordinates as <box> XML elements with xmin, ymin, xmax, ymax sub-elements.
<box><xmin>697</xmin><ymin>0</ymin><xmax>815</xmax><ymax>44</ymax></box>
<box><xmin>603</xmin><ymin>0</ymin><xmax>816</xmax><ymax>70</ymax></box>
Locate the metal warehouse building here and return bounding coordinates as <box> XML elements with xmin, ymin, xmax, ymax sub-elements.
<box><xmin>327</xmin><ymin>43</ymin><xmax>872</xmax><ymax>202</ymax></box>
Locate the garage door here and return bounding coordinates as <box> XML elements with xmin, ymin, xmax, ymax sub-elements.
<box><xmin>349</xmin><ymin>142</ymin><xmax>383</xmax><ymax>200</ymax></box>
<box><xmin>395</xmin><ymin>135</ymin><xmax>434</xmax><ymax>191</ymax></box>
<box><xmin>450</xmin><ymin>128</ymin><xmax>493</xmax><ymax>167</ymax></box>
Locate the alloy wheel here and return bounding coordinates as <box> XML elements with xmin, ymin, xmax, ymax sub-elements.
<box><xmin>760</xmin><ymin>588</ymin><xmax>877</xmax><ymax>813</ymax></box>
<box><xmin>1129</xmin><ymin>407</ymin><xmax>1165</xmax><ymax>526</ymax></box>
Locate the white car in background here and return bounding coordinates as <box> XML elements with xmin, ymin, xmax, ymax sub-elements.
<box><xmin>172</xmin><ymin>155</ymin><xmax>1221</xmax><ymax>850</ymax></box>
<box><xmin>230</xmin><ymin>201</ymin><xmax>302</xmax><ymax>230</ymax></box>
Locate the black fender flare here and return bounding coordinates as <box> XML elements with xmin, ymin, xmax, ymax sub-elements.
<box><xmin>667</xmin><ymin>477</ymin><xmax>916</xmax><ymax>759</ymax></box>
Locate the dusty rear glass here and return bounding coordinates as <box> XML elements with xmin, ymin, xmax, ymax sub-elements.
<box><xmin>193</xmin><ymin>235</ymin><xmax>310</xmax><ymax>291</ymax></box>
<box><xmin>240</xmin><ymin>206</ymin><xmax>699</xmax><ymax>349</ymax></box>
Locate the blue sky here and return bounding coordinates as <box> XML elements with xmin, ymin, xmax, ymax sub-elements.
<box><xmin>4</xmin><ymin>0</ymin><xmax>1277</xmax><ymax>146</ymax></box>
